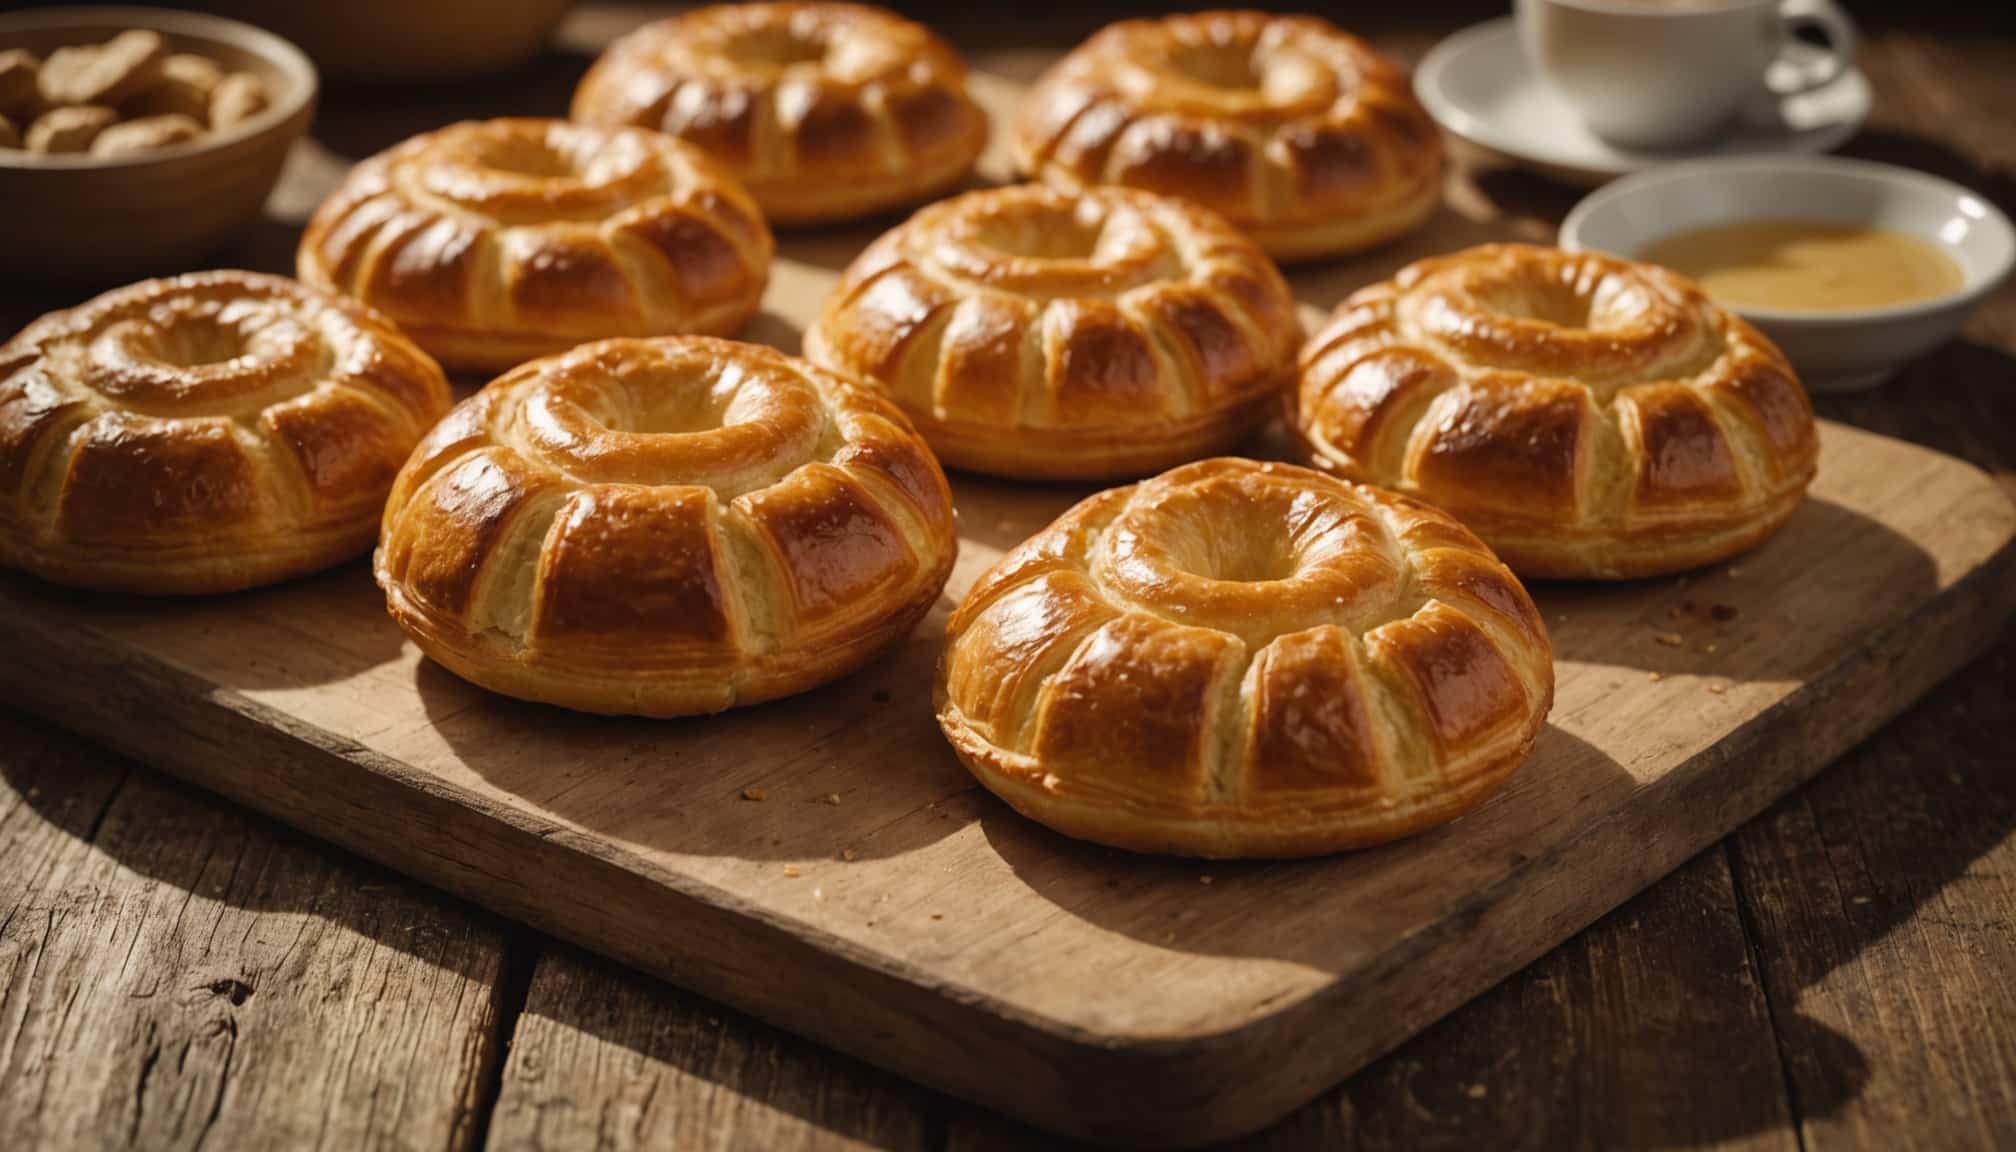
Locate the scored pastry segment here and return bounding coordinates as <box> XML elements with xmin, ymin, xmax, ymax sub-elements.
<box><xmin>1016</xmin><ymin>11</ymin><xmax>1442</xmax><ymax>261</ymax></box>
<box><xmin>808</xmin><ymin>184</ymin><xmax>1300</xmax><ymax>482</ymax></box>
<box><xmin>1292</xmin><ymin>244</ymin><xmax>1820</xmax><ymax>580</ymax></box>
<box><xmin>0</xmin><ymin>271</ymin><xmax>451</xmax><ymax>595</ymax></box>
<box><xmin>376</xmin><ymin>336</ymin><xmax>957</xmax><ymax>717</ymax></box>
<box><xmin>571</xmin><ymin>2</ymin><xmax>988</xmax><ymax>225</ymax></box>
<box><xmin>299</xmin><ymin>118</ymin><xmax>773</xmax><ymax>376</ymax></box>
<box><xmin>937</xmin><ymin>457</ymin><xmax>1553</xmax><ymax>859</ymax></box>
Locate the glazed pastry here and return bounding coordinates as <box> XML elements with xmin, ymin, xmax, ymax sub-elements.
<box><xmin>571</xmin><ymin>2</ymin><xmax>988</xmax><ymax>225</ymax></box>
<box><xmin>1291</xmin><ymin>244</ymin><xmax>1819</xmax><ymax>579</ymax></box>
<box><xmin>937</xmin><ymin>457</ymin><xmax>1553</xmax><ymax>858</ymax></box>
<box><xmin>805</xmin><ymin>184</ymin><xmax>1300</xmax><ymax>481</ymax></box>
<box><xmin>377</xmin><ymin>336</ymin><xmax>957</xmax><ymax>717</ymax></box>
<box><xmin>0</xmin><ymin>271</ymin><xmax>451</xmax><ymax>594</ymax></box>
<box><xmin>298</xmin><ymin>118</ymin><xmax>772</xmax><ymax>375</ymax></box>
<box><xmin>1015</xmin><ymin>11</ymin><xmax>1442</xmax><ymax>262</ymax></box>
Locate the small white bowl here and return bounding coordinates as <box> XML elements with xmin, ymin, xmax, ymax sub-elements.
<box><xmin>1559</xmin><ymin>156</ymin><xmax>2014</xmax><ymax>392</ymax></box>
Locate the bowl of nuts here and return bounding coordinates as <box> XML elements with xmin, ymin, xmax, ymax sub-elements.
<box><xmin>0</xmin><ymin>6</ymin><xmax>315</xmax><ymax>283</ymax></box>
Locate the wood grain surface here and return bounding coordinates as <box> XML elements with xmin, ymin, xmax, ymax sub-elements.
<box><xmin>0</xmin><ymin>713</ymin><xmax>513</xmax><ymax>1151</ymax></box>
<box><xmin>1</xmin><ymin>7</ymin><xmax>2013</xmax><ymax>1151</ymax></box>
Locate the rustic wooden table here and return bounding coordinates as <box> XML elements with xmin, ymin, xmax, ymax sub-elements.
<box><xmin>3</xmin><ymin>6</ymin><xmax>2013</xmax><ymax>1149</ymax></box>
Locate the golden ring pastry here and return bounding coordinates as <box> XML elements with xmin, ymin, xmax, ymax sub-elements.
<box><xmin>377</xmin><ymin>336</ymin><xmax>958</xmax><ymax>717</ymax></box>
<box><xmin>571</xmin><ymin>2</ymin><xmax>988</xmax><ymax>226</ymax></box>
<box><xmin>297</xmin><ymin>118</ymin><xmax>773</xmax><ymax>376</ymax></box>
<box><xmin>805</xmin><ymin>184</ymin><xmax>1301</xmax><ymax>481</ymax></box>
<box><xmin>0</xmin><ymin>271</ymin><xmax>450</xmax><ymax>595</ymax></box>
<box><xmin>1291</xmin><ymin>244</ymin><xmax>1820</xmax><ymax>580</ymax></box>
<box><xmin>937</xmin><ymin>457</ymin><xmax>1553</xmax><ymax>859</ymax></box>
<box><xmin>1015</xmin><ymin>11</ymin><xmax>1442</xmax><ymax>262</ymax></box>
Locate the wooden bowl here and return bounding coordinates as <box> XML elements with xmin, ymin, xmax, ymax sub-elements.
<box><xmin>0</xmin><ymin>6</ymin><xmax>316</xmax><ymax>285</ymax></box>
<box><xmin>195</xmin><ymin>0</ymin><xmax>575</xmax><ymax>82</ymax></box>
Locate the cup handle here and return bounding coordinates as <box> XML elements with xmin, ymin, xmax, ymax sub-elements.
<box><xmin>1771</xmin><ymin>0</ymin><xmax>1858</xmax><ymax>95</ymax></box>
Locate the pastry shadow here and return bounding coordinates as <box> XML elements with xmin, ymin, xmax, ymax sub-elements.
<box><xmin>946</xmin><ymin>472</ymin><xmax>1103</xmax><ymax>553</ymax></box>
<box><xmin>413</xmin><ymin>593</ymin><xmax>973</xmax><ymax>864</ymax></box>
<box><xmin>1282</xmin><ymin>200</ymin><xmax>1554</xmax><ymax>311</ymax></box>
<box><xmin>2</xmin><ymin>558</ymin><xmax>406</xmax><ymax>693</ymax></box>
<box><xmin>199</xmin><ymin>560</ymin><xmax>412</xmax><ymax>690</ymax></box>
<box><xmin>307</xmin><ymin>46</ymin><xmax>597</xmax><ymax>161</ymax></box>
<box><xmin>973</xmin><ymin>721</ymin><xmax>1636</xmax><ymax>972</ymax></box>
<box><xmin>1537</xmin><ymin>496</ymin><xmax>1939</xmax><ymax>678</ymax></box>
<box><xmin>738</xmin><ymin>308</ymin><xmax>805</xmax><ymax>357</ymax></box>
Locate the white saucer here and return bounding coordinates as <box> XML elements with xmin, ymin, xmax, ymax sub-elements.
<box><xmin>1414</xmin><ymin>18</ymin><xmax>1872</xmax><ymax>186</ymax></box>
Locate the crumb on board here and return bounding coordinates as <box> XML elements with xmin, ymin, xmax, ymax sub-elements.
<box><xmin>1654</xmin><ymin>631</ymin><xmax>1685</xmax><ymax>647</ymax></box>
<box><xmin>1708</xmin><ymin>683</ymin><xmax>1727</xmax><ymax>695</ymax></box>
<box><xmin>821</xmin><ymin>792</ymin><xmax>842</xmax><ymax>806</ymax></box>
<box><xmin>782</xmin><ymin>865</ymin><xmax>801</xmax><ymax>878</ymax></box>
<box><xmin>1728</xmin><ymin>565</ymin><xmax>1744</xmax><ymax>577</ymax></box>
<box><xmin>740</xmin><ymin>787</ymin><xmax>767</xmax><ymax>802</ymax></box>
<box><xmin>930</xmin><ymin>912</ymin><xmax>944</xmax><ymax>920</ymax></box>
<box><xmin>1199</xmin><ymin>875</ymin><xmax>1214</xmax><ymax>885</ymax></box>
<box><xmin>1465</xmin><ymin>1084</ymin><xmax>1488</xmax><ymax>1100</ymax></box>
<box><xmin>841</xmin><ymin>847</ymin><xmax>858</xmax><ymax>862</ymax></box>
<box><xmin>1648</xmin><ymin>671</ymin><xmax>1664</xmax><ymax>682</ymax></box>
<box><xmin>1705</xmin><ymin>643</ymin><xmax>1719</xmax><ymax>654</ymax></box>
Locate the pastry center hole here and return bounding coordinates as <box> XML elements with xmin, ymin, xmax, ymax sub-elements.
<box><xmin>1166</xmin><ymin>511</ymin><xmax>1301</xmax><ymax>584</ymax></box>
<box><xmin>1169</xmin><ymin>41</ymin><xmax>1262</xmax><ymax>90</ymax></box>
<box><xmin>150</xmin><ymin>314</ymin><xmax>254</xmax><ymax>368</ymax></box>
<box><xmin>725</xmin><ymin>25</ymin><xmax>828</xmax><ymax>67</ymax></box>
<box><xmin>473</xmin><ymin>135</ymin><xmax>582</xmax><ymax>180</ymax></box>
<box><xmin>971</xmin><ymin>206</ymin><xmax>1111</xmax><ymax>263</ymax></box>
<box><xmin>1479</xmin><ymin>277</ymin><xmax>1596</xmax><ymax>329</ymax></box>
<box><xmin>604</xmin><ymin>365</ymin><xmax>773</xmax><ymax>436</ymax></box>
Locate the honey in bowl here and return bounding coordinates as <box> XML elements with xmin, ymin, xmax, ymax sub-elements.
<box><xmin>1638</xmin><ymin>220</ymin><xmax>1964</xmax><ymax>313</ymax></box>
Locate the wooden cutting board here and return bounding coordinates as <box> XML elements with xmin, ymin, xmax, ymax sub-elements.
<box><xmin>6</xmin><ymin>59</ymin><xmax>2016</xmax><ymax>1149</ymax></box>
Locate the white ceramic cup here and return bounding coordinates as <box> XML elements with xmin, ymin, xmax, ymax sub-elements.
<box><xmin>1517</xmin><ymin>0</ymin><xmax>1857</xmax><ymax>149</ymax></box>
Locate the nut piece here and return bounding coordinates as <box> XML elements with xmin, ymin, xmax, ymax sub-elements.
<box><xmin>125</xmin><ymin>53</ymin><xmax>223</xmax><ymax>120</ymax></box>
<box><xmin>208</xmin><ymin>71</ymin><xmax>270</xmax><ymax>131</ymax></box>
<box><xmin>91</xmin><ymin>113</ymin><xmax>204</xmax><ymax>158</ymax></box>
<box><xmin>25</xmin><ymin>104</ymin><xmax>117</xmax><ymax>154</ymax></box>
<box><xmin>0</xmin><ymin>114</ymin><xmax>18</xmax><ymax>150</ymax></box>
<box><xmin>0</xmin><ymin>50</ymin><xmax>39</xmax><ymax>119</ymax></box>
<box><xmin>39</xmin><ymin>30</ymin><xmax>168</xmax><ymax>107</ymax></box>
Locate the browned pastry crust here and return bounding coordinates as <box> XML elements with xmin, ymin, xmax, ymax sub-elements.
<box><xmin>571</xmin><ymin>3</ymin><xmax>988</xmax><ymax>226</ymax></box>
<box><xmin>377</xmin><ymin>336</ymin><xmax>958</xmax><ymax>717</ymax></box>
<box><xmin>1015</xmin><ymin>11</ymin><xmax>1442</xmax><ymax>262</ymax></box>
<box><xmin>0</xmin><ymin>271</ymin><xmax>451</xmax><ymax>595</ymax></box>
<box><xmin>297</xmin><ymin>118</ymin><xmax>773</xmax><ymax>376</ymax></box>
<box><xmin>805</xmin><ymin>184</ymin><xmax>1300</xmax><ymax>481</ymax></box>
<box><xmin>1290</xmin><ymin>244</ymin><xmax>1820</xmax><ymax>580</ymax></box>
<box><xmin>937</xmin><ymin>457</ymin><xmax>1553</xmax><ymax>859</ymax></box>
